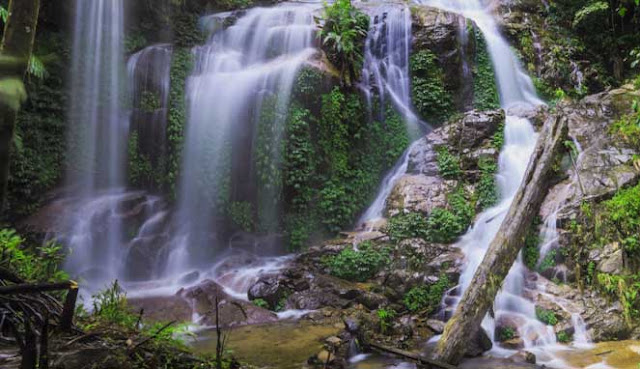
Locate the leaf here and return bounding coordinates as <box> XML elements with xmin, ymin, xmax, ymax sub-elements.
<box><xmin>573</xmin><ymin>1</ymin><xmax>609</xmax><ymax>27</ymax></box>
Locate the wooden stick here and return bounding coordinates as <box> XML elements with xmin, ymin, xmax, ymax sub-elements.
<box><xmin>0</xmin><ymin>281</ymin><xmax>74</xmax><ymax>295</ymax></box>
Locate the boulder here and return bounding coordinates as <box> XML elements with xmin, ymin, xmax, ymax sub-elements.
<box><xmin>248</xmin><ymin>276</ymin><xmax>286</xmax><ymax>308</ymax></box>
<box><xmin>426</xmin><ymin>319</ymin><xmax>446</xmax><ymax>334</ymax></box>
<box><xmin>464</xmin><ymin>327</ymin><xmax>493</xmax><ymax>358</ymax></box>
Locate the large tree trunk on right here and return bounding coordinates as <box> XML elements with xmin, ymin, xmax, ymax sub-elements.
<box><xmin>0</xmin><ymin>0</ymin><xmax>40</xmax><ymax>212</ymax></box>
<box><xmin>432</xmin><ymin>114</ymin><xmax>568</xmax><ymax>365</ymax></box>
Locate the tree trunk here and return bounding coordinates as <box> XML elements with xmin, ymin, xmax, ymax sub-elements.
<box><xmin>432</xmin><ymin>114</ymin><xmax>568</xmax><ymax>365</ymax></box>
<box><xmin>0</xmin><ymin>0</ymin><xmax>40</xmax><ymax>211</ymax></box>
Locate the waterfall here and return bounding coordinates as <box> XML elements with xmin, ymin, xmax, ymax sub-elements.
<box><xmin>166</xmin><ymin>4</ymin><xmax>319</xmax><ymax>277</ymax></box>
<box><xmin>63</xmin><ymin>0</ymin><xmax>127</xmax><ymax>286</ymax></box>
<box><xmin>127</xmin><ymin>44</ymin><xmax>173</xmax><ymax>178</ymax></box>
<box><xmin>360</xmin><ymin>5</ymin><xmax>422</xmax><ymax>137</ymax></box>
<box><xmin>357</xmin><ymin>5</ymin><xmax>424</xmax><ymax>227</ymax></box>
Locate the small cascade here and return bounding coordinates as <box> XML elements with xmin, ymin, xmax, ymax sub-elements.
<box><xmin>358</xmin><ymin>141</ymin><xmax>418</xmax><ymax>228</ymax></box>
<box><xmin>64</xmin><ymin>0</ymin><xmax>127</xmax><ymax>286</ymax></box>
<box><xmin>167</xmin><ymin>4</ymin><xmax>319</xmax><ymax>277</ymax></box>
<box><xmin>127</xmin><ymin>44</ymin><xmax>173</xmax><ymax>182</ymax></box>
<box><xmin>360</xmin><ymin>5</ymin><xmax>422</xmax><ymax>137</ymax></box>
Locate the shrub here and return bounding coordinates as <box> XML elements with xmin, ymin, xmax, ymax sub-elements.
<box><xmin>535</xmin><ymin>306</ymin><xmax>558</xmax><ymax>326</ymax></box>
<box><xmin>496</xmin><ymin>326</ymin><xmax>516</xmax><ymax>342</ymax></box>
<box><xmin>556</xmin><ymin>331</ymin><xmax>572</xmax><ymax>343</ymax></box>
<box><xmin>252</xmin><ymin>299</ymin><xmax>269</xmax><ymax>309</ymax></box>
<box><xmin>326</xmin><ymin>241</ymin><xmax>390</xmax><ymax>282</ymax></box>
<box><xmin>410</xmin><ymin>50</ymin><xmax>454</xmax><ymax>123</ymax></box>
<box><xmin>610</xmin><ymin>100</ymin><xmax>640</xmax><ymax>149</ymax></box>
<box><xmin>386</xmin><ymin>212</ymin><xmax>429</xmax><ymax>242</ymax></box>
<box><xmin>377</xmin><ymin>308</ymin><xmax>396</xmax><ymax>335</ymax></box>
<box><xmin>436</xmin><ymin>146</ymin><xmax>461</xmax><ymax>179</ymax></box>
<box><xmin>603</xmin><ymin>183</ymin><xmax>640</xmax><ymax>255</ymax></box>
<box><xmin>0</xmin><ymin>229</ymin><xmax>68</xmax><ymax>282</ymax></box>
<box><xmin>228</xmin><ymin>201</ymin><xmax>254</xmax><ymax>232</ymax></box>
<box><xmin>425</xmin><ymin>208</ymin><xmax>466</xmax><ymax>244</ymax></box>
<box><xmin>403</xmin><ymin>275</ymin><xmax>450</xmax><ymax>313</ymax></box>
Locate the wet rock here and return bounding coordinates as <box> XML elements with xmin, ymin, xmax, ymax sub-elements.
<box><xmin>508</xmin><ymin>351</ymin><xmax>537</xmax><ymax>365</ymax></box>
<box><xmin>595</xmin><ymin>243</ymin><xmax>624</xmax><ymax>275</ymax></box>
<box><xmin>248</xmin><ymin>276</ymin><xmax>286</xmax><ymax>308</ymax></box>
<box><xmin>443</xmin><ymin>109</ymin><xmax>505</xmax><ymax>149</ymax></box>
<box><xmin>464</xmin><ymin>327</ymin><xmax>493</xmax><ymax>358</ymax></box>
<box><xmin>426</xmin><ymin>319</ymin><xmax>446</xmax><ymax>334</ymax></box>
<box><xmin>128</xmin><ymin>295</ymin><xmax>192</xmax><ymax>323</ymax></box>
<box><xmin>501</xmin><ymin>338</ymin><xmax>525</xmax><ymax>350</ymax></box>
<box><xmin>386</xmin><ymin>175</ymin><xmax>453</xmax><ymax>217</ymax></box>
<box><xmin>180</xmin><ymin>279</ymin><xmax>277</xmax><ymax>327</ymax></box>
<box><xmin>356</xmin><ymin>292</ymin><xmax>387</xmax><ymax>310</ymax></box>
<box><xmin>343</xmin><ymin>318</ymin><xmax>360</xmax><ymax>334</ymax></box>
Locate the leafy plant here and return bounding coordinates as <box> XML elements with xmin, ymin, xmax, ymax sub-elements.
<box><xmin>556</xmin><ymin>331</ymin><xmax>572</xmax><ymax>343</ymax></box>
<box><xmin>386</xmin><ymin>212</ymin><xmax>429</xmax><ymax>242</ymax></box>
<box><xmin>425</xmin><ymin>208</ymin><xmax>466</xmax><ymax>244</ymax></box>
<box><xmin>252</xmin><ymin>299</ymin><xmax>269</xmax><ymax>309</ymax></box>
<box><xmin>325</xmin><ymin>241</ymin><xmax>390</xmax><ymax>282</ymax></box>
<box><xmin>473</xmin><ymin>30</ymin><xmax>500</xmax><ymax>110</ymax></box>
<box><xmin>535</xmin><ymin>306</ymin><xmax>558</xmax><ymax>326</ymax></box>
<box><xmin>0</xmin><ymin>229</ymin><xmax>68</xmax><ymax>282</ymax></box>
<box><xmin>377</xmin><ymin>308</ymin><xmax>396</xmax><ymax>335</ymax></box>
<box><xmin>318</xmin><ymin>0</ymin><xmax>368</xmax><ymax>85</ymax></box>
<box><xmin>436</xmin><ymin>146</ymin><xmax>462</xmax><ymax>179</ymax></box>
<box><xmin>476</xmin><ymin>157</ymin><xmax>499</xmax><ymax>210</ymax></box>
<box><xmin>410</xmin><ymin>50</ymin><xmax>454</xmax><ymax>123</ymax></box>
<box><xmin>403</xmin><ymin>275</ymin><xmax>450</xmax><ymax>313</ymax></box>
<box><xmin>496</xmin><ymin>326</ymin><xmax>516</xmax><ymax>341</ymax></box>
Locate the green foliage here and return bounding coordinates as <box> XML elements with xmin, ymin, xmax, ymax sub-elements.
<box><xmin>557</xmin><ymin>331</ymin><xmax>572</xmax><ymax>343</ymax></box>
<box><xmin>492</xmin><ymin>123</ymin><xmax>505</xmax><ymax>149</ymax></box>
<box><xmin>0</xmin><ymin>5</ymin><xmax>7</xmax><ymax>23</ymax></box>
<box><xmin>535</xmin><ymin>306</ymin><xmax>558</xmax><ymax>326</ymax></box>
<box><xmin>496</xmin><ymin>326</ymin><xmax>516</xmax><ymax>342</ymax></box>
<box><xmin>140</xmin><ymin>90</ymin><xmax>162</xmax><ymax>112</ymax></box>
<box><xmin>386</xmin><ymin>212</ymin><xmax>429</xmax><ymax>242</ymax></box>
<box><xmin>573</xmin><ymin>1</ymin><xmax>610</xmax><ymax>28</ymax></box>
<box><xmin>252</xmin><ymin>298</ymin><xmax>269</xmax><ymax>309</ymax></box>
<box><xmin>603</xmin><ymin>182</ymin><xmax>640</xmax><ymax>255</ymax></box>
<box><xmin>403</xmin><ymin>275</ymin><xmax>450</xmax><ymax>313</ymax></box>
<box><xmin>91</xmin><ymin>280</ymin><xmax>135</xmax><ymax>328</ymax></box>
<box><xmin>539</xmin><ymin>249</ymin><xmax>557</xmax><ymax>272</ymax></box>
<box><xmin>124</xmin><ymin>33</ymin><xmax>147</xmax><ymax>54</ymax></box>
<box><xmin>167</xmin><ymin>48</ymin><xmax>194</xmax><ymax>197</ymax></box>
<box><xmin>523</xmin><ymin>218</ymin><xmax>542</xmax><ymax>270</ymax></box>
<box><xmin>325</xmin><ymin>241</ymin><xmax>390</xmax><ymax>282</ymax></box>
<box><xmin>410</xmin><ymin>50</ymin><xmax>454</xmax><ymax>123</ymax></box>
<box><xmin>473</xmin><ymin>30</ymin><xmax>500</xmax><ymax>110</ymax></box>
<box><xmin>0</xmin><ymin>229</ymin><xmax>69</xmax><ymax>282</ymax></box>
<box><xmin>8</xmin><ymin>34</ymin><xmax>67</xmax><ymax>218</ymax></box>
<box><xmin>611</xmin><ymin>100</ymin><xmax>640</xmax><ymax>149</ymax></box>
<box><xmin>436</xmin><ymin>146</ymin><xmax>462</xmax><ymax>179</ymax></box>
<box><xmin>228</xmin><ymin>201</ymin><xmax>254</xmax><ymax>232</ymax></box>
<box><xmin>425</xmin><ymin>207</ymin><xmax>466</xmax><ymax>244</ymax></box>
<box><xmin>596</xmin><ymin>273</ymin><xmax>640</xmax><ymax>323</ymax></box>
<box><xmin>127</xmin><ymin>132</ymin><xmax>155</xmax><ymax>188</ymax></box>
<box><xmin>318</xmin><ymin>0</ymin><xmax>369</xmax><ymax>85</ymax></box>
<box><xmin>377</xmin><ymin>308</ymin><xmax>396</xmax><ymax>335</ymax></box>
<box><xmin>475</xmin><ymin>157</ymin><xmax>499</xmax><ymax>210</ymax></box>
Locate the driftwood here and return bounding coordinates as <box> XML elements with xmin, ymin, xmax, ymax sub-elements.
<box><xmin>369</xmin><ymin>342</ymin><xmax>457</xmax><ymax>369</ymax></box>
<box><xmin>432</xmin><ymin>115</ymin><xmax>568</xmax><ymax>364</ymax></box>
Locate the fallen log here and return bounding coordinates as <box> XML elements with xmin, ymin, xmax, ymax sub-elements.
<box><xmin>0</xmin><ymin>281</ymin><xmax>76</xmax><ymax>295</ymax></box>
<box><xmin>432</xmin><ymin>114</ymin><xmax>568</xmax><ymax>364</ymax></box>
<box><xmin>369</xmin><ymin>342</ymin><xmax>457</xmax><ymax>369</ymax></box>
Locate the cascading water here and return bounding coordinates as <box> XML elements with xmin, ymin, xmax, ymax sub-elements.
<box><xmin>63</xmin><ymin>0</ymin><xmax>128</xmax><ymax>286</ymax></box>
<box><xmin>127</xmin><ymin>44</ymin><xmax>173</xmax><ymax>180</ymax></box>
<box><xmin>357</xmin><ymin>5</ymin><xmax>425</xmax><ymax>227</ymax></box>
<box><xmin>166</xmin><ymin>4</ymin><xmax>319</xmax><ymax>278</ymax></box>
<box><xmin>415</xmin><ymin>0</ymin><xmax>592</xmax><ymax>364</ymax></box>
<box><xmin>360</xmin><ymin>5</ymin><xmax>422</xmax><ymax>137</ymax></box>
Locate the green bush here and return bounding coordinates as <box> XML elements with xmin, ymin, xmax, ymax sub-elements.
<box><xmin>252</xmin><ymin>298</ymin><xmax>269</xmax><ymax>309</ymax></box>
<box><xmin>326</xmin><ymin>241</ymin><xmax>390</xmax><ymax>282</ymax></box>
<box><xmin>228</xmin><ymin>201</ymin><xmax>255</xmax><ymax>232</ymax></box>
<box><xmin>425</xmin><ymin>208</ymin><xmax>466</xmax><ymax>244</ymax></box>
<box><xmin>436</xmin><ymin>146</ymin><xmax>462</xmax><ymax>179</ymax></box>
<box><xmin>386</xmin><ymin>212</ymin><xmax>429</xmax><ymax>242</ymax></box>
<box><xmin>473</xmin><ymin>30</ymin><xmax>500</xmax><ymax>111</ymax></box>
<box><xmin>377</xmin><ymin>308</ymin><xmax>396</xmax><ymax>335</ymax></box>
<box><xmin>496</xmin><ymin>326</ymin><xmax>516</xmax><ymax>342</ymax></box>
<box><xmin>410</xmin><ymin>50</ymin><xmax>454</xmax><ymax>123</ymax></box>
<box><xmin>476</xmin><ymin>157</ymin><xmax>499</xmax><ymax>210</ymax></box>
<box><xmin>0</xmin><ymin>229</ymin><xmax>68</xmax><ymax>283</ymax></box>
<box><xmin>556</xmin><ymin>331</ymin><xmax>572</xmax><ymax>343</ymax></box>
<box><xmin>535</xmin><ymin>306</ymin><xmax>558</xmax><ymax>326</ymax></box>
<box><xmin>403</xmin><ymin>275</ymin><xmax>450</xmax><ymax>313</ymax></box>
<box><xmin>603</xmin><ymin>182</ymin><xmax>640</xmax><ymax>255</ymax></box>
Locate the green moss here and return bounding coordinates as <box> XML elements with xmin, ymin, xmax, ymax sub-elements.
<box><xmin>523</xmin><ymin>218</ymin><xmax>541</xmax><ymax>270</ymax></box>
<box><xmin>325</xmin><ymin>241</ymin><xmax>390</xmax><ymax>282</ymax></box>
<box><xmin>603</xmin><ymin>182</ymin><xmax>640</xmax><ymax>255</ymax></box>
<box><xmin>610</xmin><ymin>100</ymin><xmax>640</xmax><ymax>150</ymax></box>
<box><xmin>252</xmin><ymin>298</ymin><xmax>269</xmax><ymax>309</ymax></box>
<box><xmin>539</xmin><ymin>249</ymin><xmax>557</xmax><ymax>272</ymax></box>
<box><xmin>410</xmin><ymin>50</ymin><xmax>454</xmax><ymax>123</ymax></box>
<box><xmin>127</xmin><ymin>132</ymin><xmax>155</xmax><ymax>188</ymax></box>
<box><xmin>436</xmin><ymin>146</ymin><xmax>462</xmax><ymax>179</ymax></box>
<box><xmin>228</xmin><ymin>201</ymin><xmax>254</xmax><ymax>232</ymax></box>
<box><xmin>403</xmin><ymin>275</ymin><xmax>450</xmax><ymax>313</ymax></box>
<box><xmin>473</xmin><ymin>30</ymin><xmax>500</xmax><ymax>111</ymax></box>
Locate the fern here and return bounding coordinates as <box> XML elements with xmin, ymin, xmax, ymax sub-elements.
<box><xmin>573</xmin><ymin>1</ymin><xmax>609</xmax><ymax>28</ymax></box>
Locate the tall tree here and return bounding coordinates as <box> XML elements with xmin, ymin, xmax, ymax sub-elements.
<box><xmin>0</xmin><ymin>0</ymin><xmax>40</xmax><ymax>212</ymax></box>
